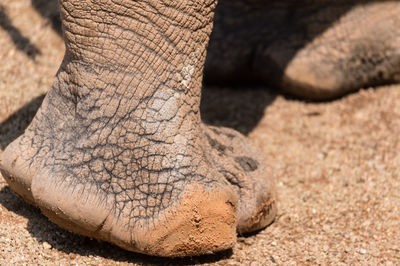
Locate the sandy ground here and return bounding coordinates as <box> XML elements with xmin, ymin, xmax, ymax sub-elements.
<box><xmin>0</xmin><ymin>0</ymin><xmax>399</xmax><ymax>264</ymax></box>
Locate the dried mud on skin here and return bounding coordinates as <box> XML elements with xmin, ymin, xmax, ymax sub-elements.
<box><xmin>0</xmin><ymin>0</ymin><xmax>399</xmax><ymax>264</ymax></box>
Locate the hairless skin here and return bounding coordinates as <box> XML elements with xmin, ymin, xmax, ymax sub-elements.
<box><xmin>207</xmin><ymin>0</ymin><xmax>400</xmax><ymax>99</ymax></box>
<box><xmin>1</xmin><ymin>0</ymin><xmax>400</xmax><ymax>257</ymax></box>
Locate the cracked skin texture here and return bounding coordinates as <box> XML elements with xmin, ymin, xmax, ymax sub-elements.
<box><xmin>1</xmin><ymin>0</ymin><xmax>400</xmax><ymax>258</ymax></box>
<box><xmin>0</xmin><ymin>0</ymin><xmax>276</xmax><ymax>257</ymax></box>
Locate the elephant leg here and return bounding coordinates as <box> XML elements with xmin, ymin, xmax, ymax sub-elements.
<box><xmin>0</xmin><ymin>0</ymin><xmax>276</xmax><ymax>257</ymax></box>
<box><xmin>206</xmin><ymin>0</ymin><xmax>400</xmax><ymax>100</ymax></box>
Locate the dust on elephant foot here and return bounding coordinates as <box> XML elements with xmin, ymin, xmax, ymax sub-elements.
<box><xmin>0</xmin><ymin>0</ymin><xmax>276</xmax><ymax>258</ymax></box>
<box><xmin>205</xmin><ymin>0</ymin><xmax>400</xmax><ymax>100</ymax></box>
<box><xmin>1</xmin><ymin>114</ymin><xmax>276</xmax><ymax>256</ymax></box>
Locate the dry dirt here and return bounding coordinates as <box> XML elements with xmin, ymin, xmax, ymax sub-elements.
<box><xmin>0</xmin><ymin>0</ymin><xmax>399</xmax><ymax>265</ymax></box>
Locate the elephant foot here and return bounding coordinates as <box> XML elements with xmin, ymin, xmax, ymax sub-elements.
<box><xmin>0</xmin><ymin>65</ymin><xmax>276</xmax><ymax>257</ymax></box>
<box><xmin>0</xmin><ymin>86</ymin><xmax>276</xmax><ymax>256</ymax></box>
<box><xmin>206</xmin><ymin>0</ymin><xmax>400</xmax><ymax>100</ymax></box>
<box><xmin>1</xmin><ymin>0</ymin><xmax>276</xmax><ymax>257</ymax></box>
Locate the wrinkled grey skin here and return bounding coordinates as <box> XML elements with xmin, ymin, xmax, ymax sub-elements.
<box><xmin>1</xmin><ymin>0</ymin><xmax>399</xmax><ymax>258</ymax></box>
<box><xmin>207</xmin><ymin>0</ymin><xmax>400</xmax><ymax>99</ymax></box>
